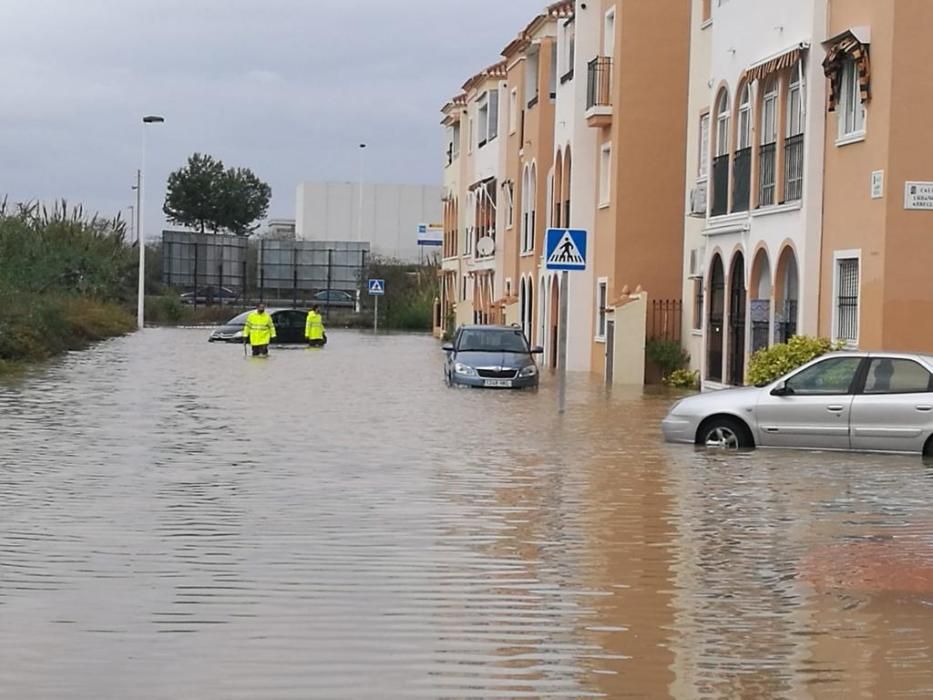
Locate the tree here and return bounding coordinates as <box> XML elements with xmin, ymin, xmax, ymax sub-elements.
<box><xmin>163</xmin><ymin>154</ymin><xmax>271</xmax><ymax>236</ymax></box>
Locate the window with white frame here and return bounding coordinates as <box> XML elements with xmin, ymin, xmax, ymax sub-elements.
<box><xmin>604</xmin><ymin>8</ymin><xmax>616</xmax><ymax>59</ymax></box>
<box><xmin>549</xmin><ymin>44</ymin><xmax>557</xmax><ymax>98</ymax></box>
<box><xmin>505</xmin><ymin>181</ymin><xmax>514</xmax><ymax>229</ymax></box>
<box><xmin>545</xmin><ymin>171</ymin><xmax>554</xmax><ymax>229</ymax></box>
<box><xmin>762</xmin><ymin>79</ymin><xmax>778</xmax><ymax>144</ymax></box>
<box><xmin>521</xmin><ymin>165</ymin><xmax>530</xmax><ymax>252</ymax></box>
<box><xmin>716</xmin><ymin>90</ymin><xmax>730</xmax><ymax>156</ymax></box>
<box><xmin>838</xmin><ymin>59</ymin><xmax>866</xmax><ymax>140</ymax></box>
<box><xmin>526</xmin><ymin>50</ymin><xmax>540</xmax><ymax>106</ymax></box>
<box><xmin>452</xmin><ymin>122</ymin><xmax>461</xmax><ymax>160</ymax></box>
<box><xmin>523</xmin><ymin>163</ymin><xmax>537</xmax><ymax>253</ymax></box>
<box><xmin>488</xmin><ymin>88</ymin><xmax>499</xmax><ymax>141</ymax></box>
<box><xmin>596</xmin><ymin>279</ymin><xmax>608</xmax><ymax>340</ymax></box>
<box><xmin>737</xmin><ymin>84</ymin><xmax>751</xmax><ymax>150</ymax></box>
<box><xmin>835</xmin><ymin>256</ymin><xmax>860</xmax><ymax>344</ymax></box>
<box><xmin>787</xmin><ymin>64</ymin><xmax>805</xmax><ymax>137</ymax></box>
<box><xmin>599</xmin><ymin>143</ymin><xmax>612</xmax><ymax>206</ymax></box>
<box><xmin>467</xmin><ymin>117</ymin><xmax>474</xmax><ymax>154</ymax></box>
<box><xmin>563</xmin><ymin>21</ymin><xmax>576</xmax><ymax>80</ymax></box>
<box><xmin>698</xmin><ymin>113</ymin><xmax>710</xmax><ymax>179</ymax></box>
<box><xmin>509</xmin><ymin>88</ymin><xmax>518</xmax><ymax>133</ymax></box>
<box><xmin>477</xmin><ymin>95</ymin><xmax>489</xmax><ymax>147</ymax></box>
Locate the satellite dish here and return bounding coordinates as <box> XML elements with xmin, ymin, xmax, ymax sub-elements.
<box><xmin>476</xmin><ymin>237</ymin><xmax>495</xmax><ymax>257</ymax></box>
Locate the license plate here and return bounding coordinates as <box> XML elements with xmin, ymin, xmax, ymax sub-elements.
<box><xmin>484</xmin><ymin>379</ymin><xmax>513</xmax><ymax>388</ymax></box>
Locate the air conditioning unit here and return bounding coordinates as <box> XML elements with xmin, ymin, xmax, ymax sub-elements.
<box><xmin>688</xmin><ymin>181</ymin><xmax>708</xmax><ymax>217</ymax></box>
<box><xmin>688</xmin><ymin>248</ymin><xmax>705</xmax><ymax>279</ymax></box>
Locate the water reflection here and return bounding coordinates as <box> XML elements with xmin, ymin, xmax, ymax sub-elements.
<box><xmin>1</xmin><ymin>329</ymin><xmax>932</xmax><ymax>698</ymax></box>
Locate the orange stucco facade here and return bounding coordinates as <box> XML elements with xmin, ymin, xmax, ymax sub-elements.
<box><xmin>821</xmin><ymin>0</ymin><xmax>933</xmax><ymax>352</ymax></box>
<box><xmin>590</xmin><ymin>0</ymin><xmax>692</xmax><ymax>371</ymax></box>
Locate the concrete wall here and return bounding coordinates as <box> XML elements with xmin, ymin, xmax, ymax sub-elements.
<box><xmin>611</xmin><ymin>294</ymin><xmax>648</xmax><ymax>386</ymax></box>
<box><xmin>296</xmin><ymin>182</ymin><xmax>442</xmax><ymax>263</ymax></box>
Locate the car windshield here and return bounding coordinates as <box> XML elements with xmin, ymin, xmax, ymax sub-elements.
<box><xmin>226</xmin><ymin>311</ymin><xmax>250</xmax><ymax>325</ymax></box>
<box><xmin>458</xmin><ymin>329</ymin><xmax>529</xmax><ymax>353</ymax></box>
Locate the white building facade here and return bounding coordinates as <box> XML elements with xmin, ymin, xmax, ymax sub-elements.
<box><xmin>296</xmin><ymin>182</ymin><xmax>442</xmax><ymax>263</ymax></box>
<box><xmin>692</xmin><ymin>0</ymin><xmax>827</xmax><ymax>388</ymax></box>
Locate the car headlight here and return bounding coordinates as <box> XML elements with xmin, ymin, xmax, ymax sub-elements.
<box><xmin>519</xmin><ymin>365</ymin><xmax>538</xmax><ymax>377</ymax></box>
<box><xmin>454</xmin><ymin>362</ymin><xmax>478</xmax><ymax>377</ymax></box>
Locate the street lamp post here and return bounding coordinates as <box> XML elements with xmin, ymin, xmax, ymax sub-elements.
<box><xmin>358</xmin><ymin>143</ymin><xmax>366</xmax><ymax>243</ymax></box>
<box><xmin>137</xmin><ymin>115</ymin><xmax>165</xmax><ymax>330</ymax></box>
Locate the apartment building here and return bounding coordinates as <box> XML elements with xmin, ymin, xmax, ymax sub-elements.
<box><xmin>819</xmin><ymin>0</ymin><xmax>933</xmax><ymax>353</ymax></box>
<box><xmin>685</xmin><ymin>0</ymin><xmax>828</xmax><ymax>388</ymax></box>
<box><xmin>586</xmin><ymin>0</ymin><xmax>691</xmax><ymax>382</ymax></box>
<box><xmin>441</xmin><ymin>95</ymin><xmax>467</xmax><ymax>329</ymax></box>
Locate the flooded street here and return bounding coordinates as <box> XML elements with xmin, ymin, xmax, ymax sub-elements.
<box><xmin>2</xmin><ymin>328</ymin><xmax>933</xmax><ymax>699</ymax></box>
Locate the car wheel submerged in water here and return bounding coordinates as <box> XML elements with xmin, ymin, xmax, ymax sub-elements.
<box><xmin>696</xmin><ymin>416</ymin><xmax>753</xmax><ymax>450</ymax></box>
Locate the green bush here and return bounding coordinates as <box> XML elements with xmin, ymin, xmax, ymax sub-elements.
<box><xmin>747</xmin><ymin>335</ymin><xmax>844</xmax><ymax>386</ymax></box>
<box><xmin>664</xmin><ymin>368</ymin><xmax>700</xmax><ymax>389</ymax></box>
<box><xmin>646</xmin><ymin>338</ymin><xmax>690</xmax><ymax>377</ymax></box>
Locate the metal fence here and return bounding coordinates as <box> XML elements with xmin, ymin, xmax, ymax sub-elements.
<box><xmin>161</xmin><ymin>231</ymin><xmax>248</xmax><ymax>292</ymax></box>
<box><xmin>648</xmin><ymin>299</ymin><xmax>683</xmax><ymax>343</ymax></box>
<box><xmin>258</xmin><ymin>240</ymin><xmax>369</xmax><ymax>306</ymax></box>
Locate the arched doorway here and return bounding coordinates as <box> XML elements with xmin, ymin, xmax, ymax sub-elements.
<box><xmin>707</xmin><ymin>255</ymin><xmax>725</xmax><ymax>382</ymax></box>
<box><xmin>728</xmin><ymin>252</ymin><xmax>747</xmax><ymax>385</ymax></box>
<box><xmin>775</xmin><ymin>247</ymin><xmax>799</xmax><ymax>343</ymax></box>
<box><xmin>749</xmin><ymin>249</ymin><xmax>772</xmax><ymax>353</ymax></box>
<box><xmin>526</xmin><ymin>278</ymin><xmax>535</xmax><ymax>344</ymax></box>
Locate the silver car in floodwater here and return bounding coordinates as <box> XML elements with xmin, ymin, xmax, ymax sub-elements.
<box><xmin>662</xmin><ymin>352</ymin><xmax>933</xmax><ymax>455</ymax></box>
<box><xmin>443</xmin><ymin>325</ymin><xmax>543</xmax><ymax>389</ymax></box>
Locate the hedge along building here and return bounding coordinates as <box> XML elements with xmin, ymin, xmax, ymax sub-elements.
<box><xmin>689</xmin><ymin>0</ymin><xmax>828</xmax><ymax>389</ymax></box>
<box><xmin>819</xmin><ymin>0</ymin><xmax>933</xmax><ymax>354</ymax></box>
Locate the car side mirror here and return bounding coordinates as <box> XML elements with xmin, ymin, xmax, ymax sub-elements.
<box><xmin>531</xmin><ymin>346</ymin><xmax>544</xmax><ymax>354</ymax></box>
<box><xmin>442</xmin><ymin>344</ymin><xmax>455</xmax><ymax>352</ymax></box>
<box><xmin>771</xmin><ymin>382</ymin><xmax>794</xmax><ymax>397</ymax></box>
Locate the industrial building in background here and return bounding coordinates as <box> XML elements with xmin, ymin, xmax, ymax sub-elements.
<box><xmin>296</xmin><ymin>182</ymin><xmax>443</xmax><ymax>263</ymax></box>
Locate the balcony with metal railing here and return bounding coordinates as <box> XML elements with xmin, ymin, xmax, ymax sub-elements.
<box><xmin>585</xmin><ymin>57</ymin><xmax>612</xmax><ymax>128</ymax></box>
<box><xmin>711</xmin><ymin>154</ymin><xmax>729</xmax><ymax>217</ymax></box>
<box><xmin>784</xmin><ymin>133</ymin><xmax>804</xmax><ymax>202</ymax></box>
<box><xmin>732</xmin><ymin>147</ymin><xmax>751</xmax><ymax>213</ymax></box>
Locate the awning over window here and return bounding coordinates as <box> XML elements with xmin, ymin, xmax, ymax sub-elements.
<box><xmin>746</xmin><ymin>43</ymin><xmax>809</xmax><ymax>83</ymax></box>
<box><xmin>822</xmin><ymin>28</ymin><xmax>871</xmax><ymax>112</ymax></box>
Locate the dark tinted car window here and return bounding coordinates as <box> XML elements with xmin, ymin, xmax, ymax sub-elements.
<box><xmin>458</xmin><ymin>329</ymin><xmax>529</xmax><ymax>353</ymax></box>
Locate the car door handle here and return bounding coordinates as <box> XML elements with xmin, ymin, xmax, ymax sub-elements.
<box><xmin>916</xmin><ymin>405</ymin><xmax>933</xmax><ymax>412</ymax></box>
<box><xmin>827</xmin><ymin>405</ymin><xmax>845</xmax><ymax>413</ymax></box>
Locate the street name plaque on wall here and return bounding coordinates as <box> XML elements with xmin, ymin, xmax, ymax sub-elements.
<box><xmin>904</xmin><ymin>181</ymin><xmax>933</xmax><ymax>210</ymax></box>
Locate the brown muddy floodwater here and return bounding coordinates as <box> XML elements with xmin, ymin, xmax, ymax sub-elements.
<box><xmin>1</xmin><ymin>328</ymin><xmax>933</xmax><ymax>699</ymax></box>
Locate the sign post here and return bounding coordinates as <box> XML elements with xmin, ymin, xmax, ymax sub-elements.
<box><xmin>368</xmin><ymin>279</ymin><xmax>385</xmax><ymax>333</ymax></box>
<box><xmin>545</xmin><ymin>228</ymin><xmax>588</xmax><ymax>414</ymax></box>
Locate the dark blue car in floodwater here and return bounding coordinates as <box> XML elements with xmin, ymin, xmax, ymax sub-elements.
<box><xmin>443</xmin><ymin>325</ymin><xmax>543</xmax><ymax>389</ymax></box>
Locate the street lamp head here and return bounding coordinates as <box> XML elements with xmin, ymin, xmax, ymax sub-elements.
<box><xmin>143</xmin><ymin>115</ymin><xmax>165</xmax><ymax>124</ymax></box>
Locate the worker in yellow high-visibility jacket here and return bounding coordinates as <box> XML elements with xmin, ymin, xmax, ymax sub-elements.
<box><xmin>305</xmin><ymin>305</ymin><xmax>327</xmax><ymax>347</ymax></box>
<box><xmin>243</xmin><ymin>303</ymin><xmax>276</xmax><ymax>356</ymax></box>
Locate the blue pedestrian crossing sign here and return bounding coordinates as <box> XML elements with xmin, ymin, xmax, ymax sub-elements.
<box><xmin>368</xmin><ymin>279</ymin><xmax>385</xmax><ymax>296</ymax></box>
<box><xmin>545</xmin><ymin>228</ymin><xmax>588</xmax><ymax>271</ymax></box>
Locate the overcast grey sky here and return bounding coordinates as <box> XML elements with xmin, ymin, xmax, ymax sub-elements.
<box><xmin>0</xmin><ymin>0</ymin><xmax>543</xmax><ymax>236</ymax></box>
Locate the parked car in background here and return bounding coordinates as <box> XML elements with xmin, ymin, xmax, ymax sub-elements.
<box><xmin>661</xmin><ymin>352</ymin><xmax>933</xmax><ymax>456</ymax></box>
<box><xmin>313</xmin><ymin>289</ymin><xmax>356</xmax><ymax>308</ymax></box>
<box><xmin>208</xmin><ymin>308</ymin><xmax>309</xmax><ymax>344</ymax></box>
<box><xmin>180</xmin><ymin>286</ymin><xmax>239</xmax><ymax>305</ymax></box>
<box><xmin>443</xmin><ymin>325</ymin><xmax>542</xmax><ymax>389</ymax></box>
